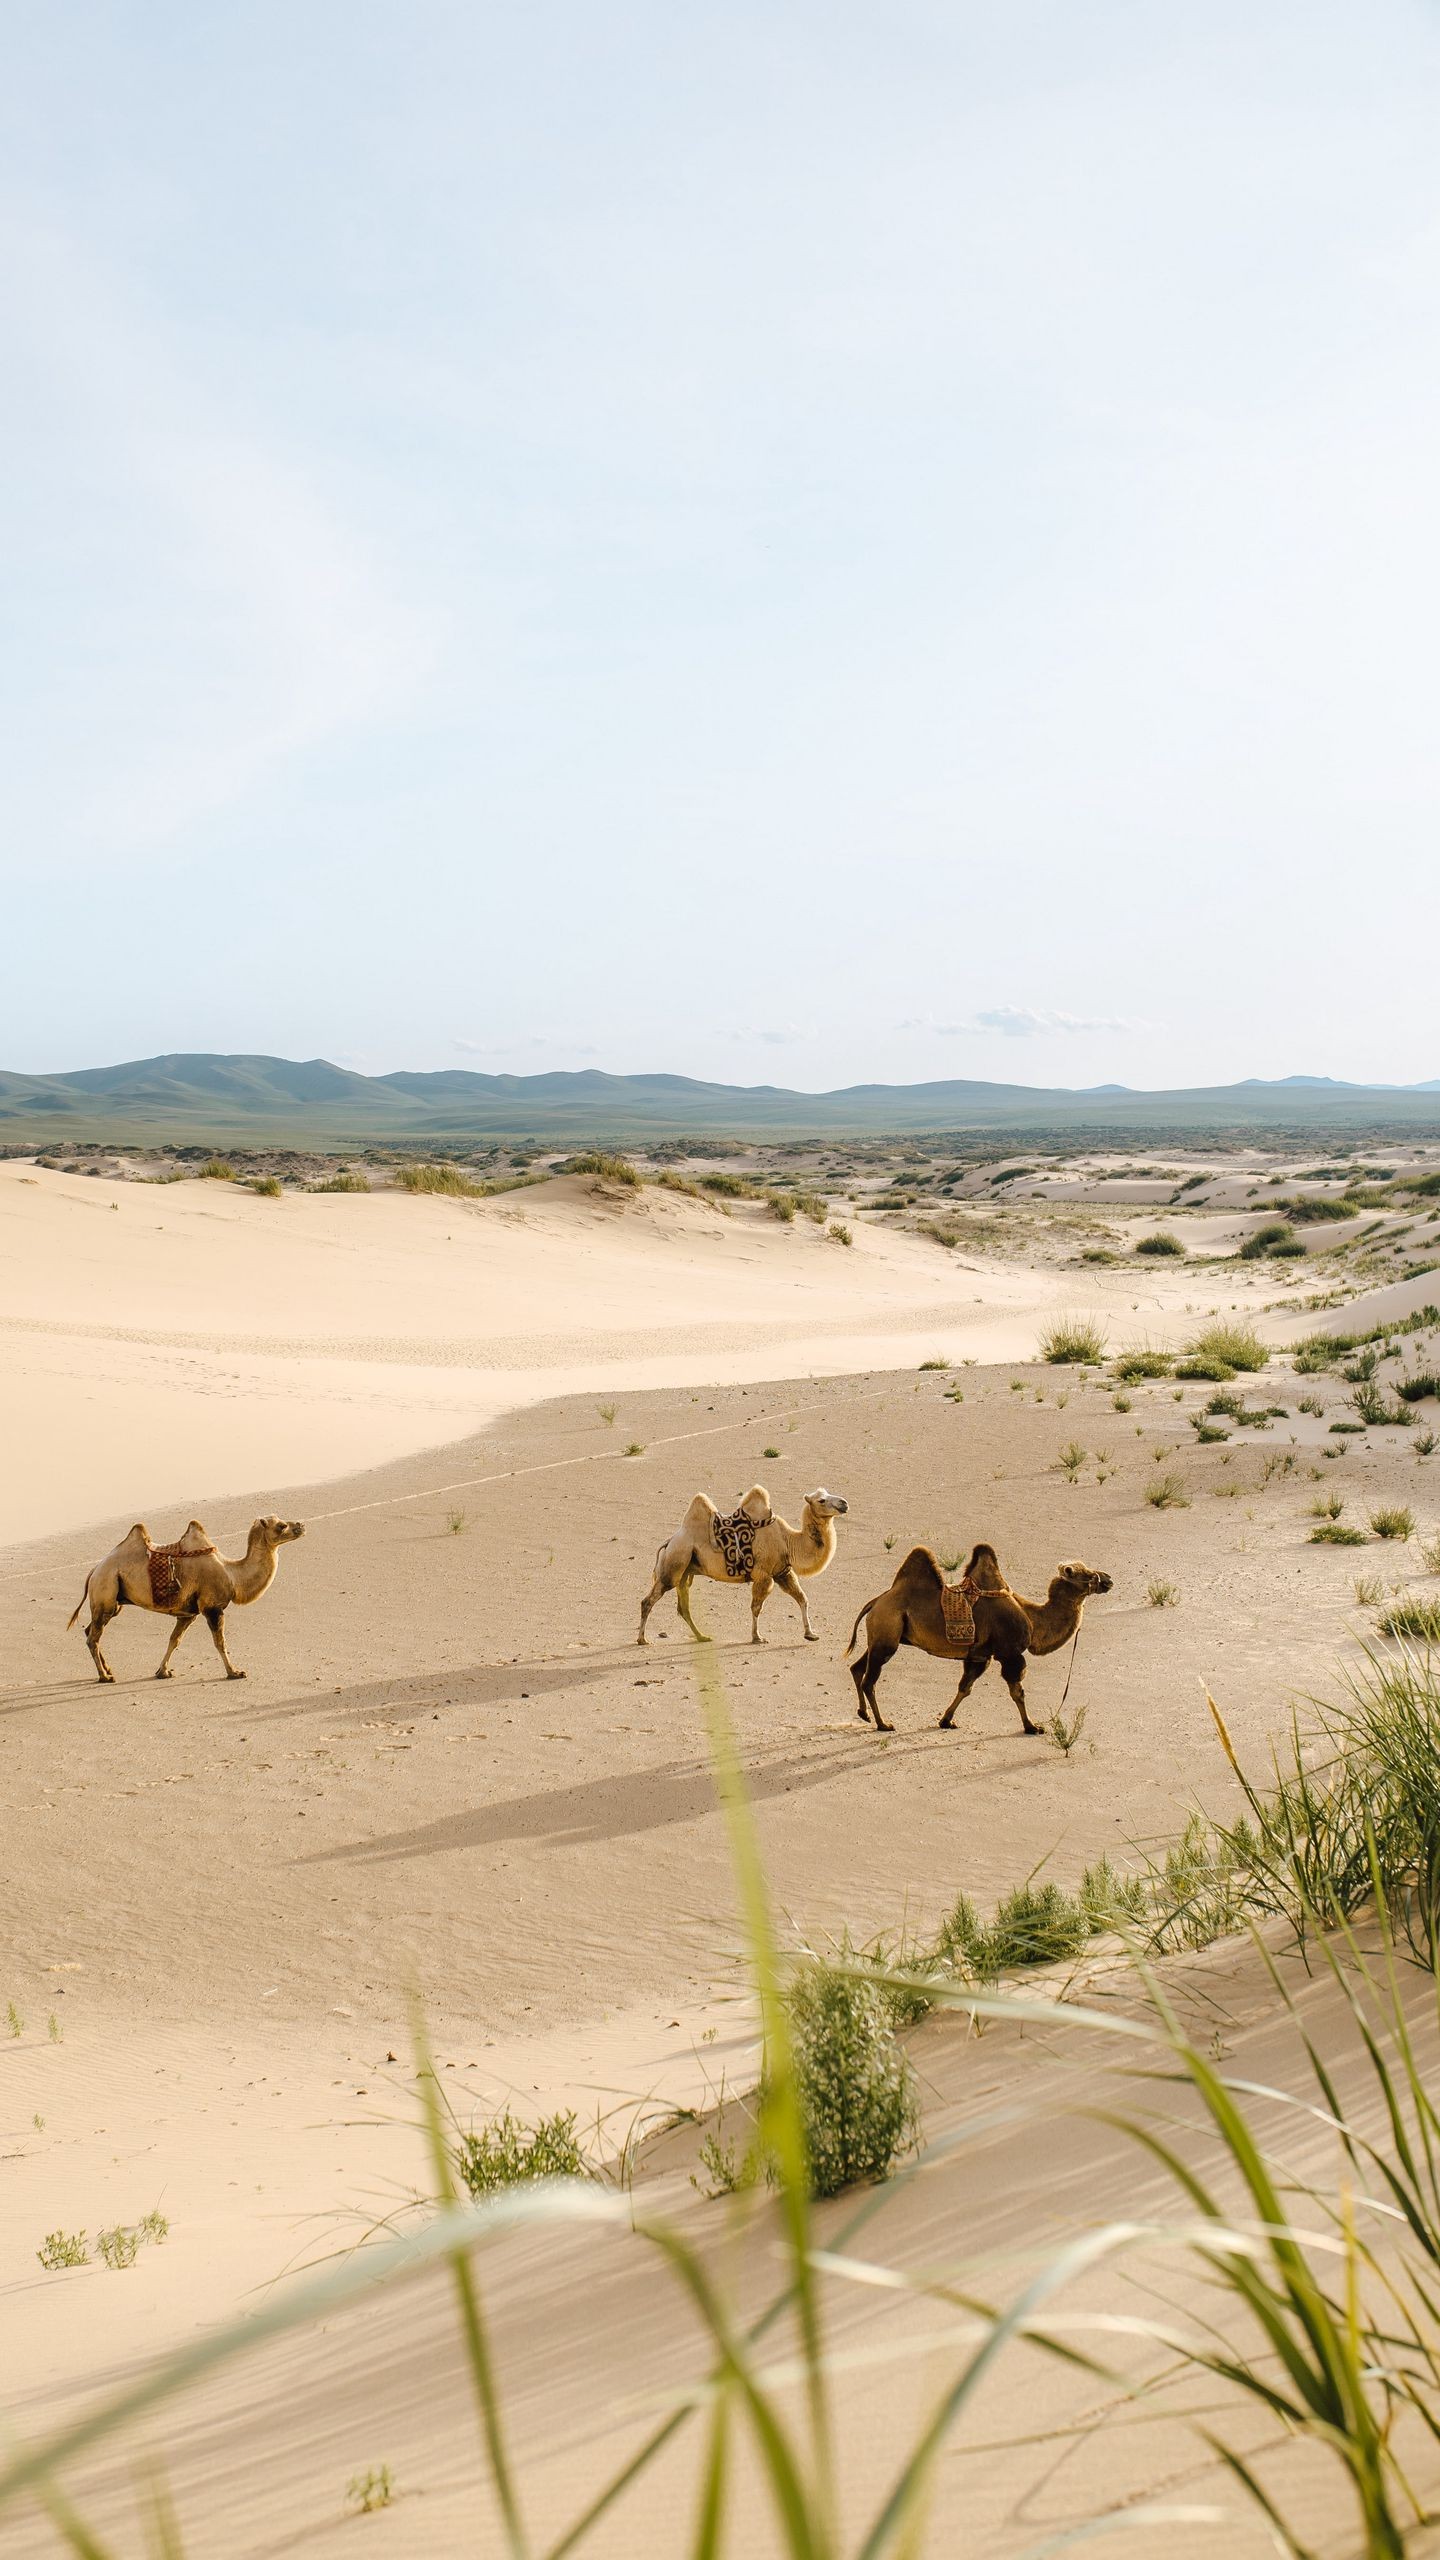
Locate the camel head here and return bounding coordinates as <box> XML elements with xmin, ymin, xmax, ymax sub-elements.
<box><xmin>250</xmin><ymin>1515</ymin><xmax>306</xmax><ymax>1551</ymax></box>
<box><xmin>1055</xmin><ymin>1560</ymin><xmax>1112</xmax><ymax>1598</ymax></box>
<box><xmin>803</xmin><ymin>1488</ymin><xmax>848</xmax><ymax>1520</ymax></box>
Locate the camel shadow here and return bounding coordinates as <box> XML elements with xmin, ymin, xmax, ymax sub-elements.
<box><xmin>230</xmin><ymin>1650</ymin><xmax>655</xmax><ymax>1728</ymax></box>
<box><xmin>299</xmin><ymin>1734</ymin><xmax>883</xmax><ymax>1867</ymax></box>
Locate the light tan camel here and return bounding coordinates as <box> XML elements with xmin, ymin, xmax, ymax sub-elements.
<box><xmin>638</xmin><ymin>1485</ymin><xmax>848</xmax><ymax>1645</ymax></box>
<box><xmin>847</xmin><ymin>1540</ymin><xmax>1111</xmax><ymax>1733</ymax></box>
<box><xmin>68</xmin><ymin>1515</ymin><xmax>305</xmax><ymax>1683</ymax></box>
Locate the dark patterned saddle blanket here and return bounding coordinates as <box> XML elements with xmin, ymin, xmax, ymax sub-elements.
<box><xmin>940</xmin><ymin>1576</ymin><xmax>980</xmax><ymax>1651</ymax></box>
<box><xmin>712</xmin><ymin>1508</ymin><xmax>763</xmax><ymax>1580</ymax></box>
<box><xmin>146</xmin><ymin>1538</ymin><xmax>212</xmax><ymax>1608</ymax></box>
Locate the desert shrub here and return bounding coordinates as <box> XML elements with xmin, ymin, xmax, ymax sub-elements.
<box><xmin>1341</xmin><ymin>1185</ymin><xmax>1394</xmax><ymax>1210</ymax></box>
<box><xmin>1402</xmin><ymin>1171</ymin><xmax>1440</xmax><ymax>1197</ymax></box>
<box><xmin>1240</xmin><ymin>1221</ymin><xmax>1296</xmax><ymax>1260</ymax></box>
<box><xmin>563</xmin><ymin>1151</ymin><xmax>640</xmax><ymax>1185</ymax></box>
<box><xmin>701</xmin><ymin>1172</ymin><xmax>763</xmax><ymax>1199</ymax></box>
<box><xmin>930</xmin><ymin>1892</ymin><xmax>982</xmax><ymax>1977</ymax></box>
<box><xmin>249</xmin><ymin>1174</ymin><xmax>282</xmax><ymax>1197</ymax></box>
<box><xmin>1146</xmin><ymin>1472</ymin><xmax>1190</xmax><ymax>1509</ymax></box>
<box><xmin>1372</xmin><ymin>1506</ymin><xmax>1415</xmax><ymax>1541</ymax></box>
<box><xmin>1175</xmin><ymin>1354</ymin><xmax>1236</xmax><ymax>1381</ymax></box>
<box><xmin>1081</xmin><ymin>1247</ymin><xmax>1119</xmax><ymax>1263</ymax></box>
<box><xmin>1112</xmin><ymin>1391</ymin><xmax>1132</xmax><ymax>1411</ymax></box>
<box><xmin>456</xmin><ymin>2109</ymin><xmax>591</xmax><ymax>2196</ymax></box>
<box><xmin>654</xmin><ymin>1168</ymin><xmax>702</xmax><ymax>1198</ymax></box>
<box><xmin>396</xmin><ymin>1161</ymin><xmax>485</xmax><ymax>1198</ymax></box>
<box><xmin>1147</xmin><ymin>1578</ymin><xmax>1178</xmax><ymax>1607</ymax></box>
<box><xmin>1271</xmin><ymin>1238</ymin><xmax>1306</xmax><ymax>1257</ymax></box>
<box><xmin>1282</xmin><ymin>1195</ymin><xmax>1356</xmax><ymax>1222</ymax></box>
<box><xmin>766</xmin><ymin>1190</ymin><xmax>797</xmax><ymax>1222</ymax></box>
<box><xmin>972</xmin><ymin>1881</ymin><xmax>1090</xmax><ymax>1970</ymax></box>
<box><xmin>1398</xmin><ymin>1373</ymin><xmax>1440</xmax><ymax>1403</ymax></box>
<box><xmin>1134</xmin><ymin>1232</ymin><xmax>1185</xmax><ymax>1257</ymax></box>
<box><xmin>1151</xmin><ymin>1813</ymin><xmax>1248</xmax><ymax>1951</ymax></box>
<box><xmin>97</xmin><ymin>2225</ymin><xmax>139</xmax><ymax>2269</ymax></box>
<box><xmin>1078</xmin><ymin>1853</ymin><xmax>1148</xmax><ymax>1932</ymax></box>
<box><xmin>1352</xmin><ymin>1382</ymin><xmax>1410</xmax><ymax>1427</ymax></box>
<box><xmin>827</xmin><ymin>1221</ymin><xmax>853</xmax><ymax>1246</ymax></box>
<box><xmin>1192</xmin><ymin>1420</ymin><xmax>1228</xmax><ymax>1443</ymax></box>
<box><xmin>793</xmin><ymin>1191</ymin><xmax>828</xmax><ymax>1223</ymax></box>
<box><xmin>1113</xmin><ymin>1347</ymin><xmax>1173</xmax><ymax>1381</ymax></box>
<box><xmin>1309</xmin><ymin>1493</ymin><xmax>1345</xmax><ymax>1520</ymax></box>
<box><xmin>1380</xmin><ymin>1595</ymin><xmax>1440</xmax><ymax>1642</ymax></box>
<box><xmin>310</xmin><ymin>1169</ymin><xmax>370</xmax><ymax>1192</ymax></box>
<box><xmin>199</xmin><ymin>1158</ymin><xmax>235</xmax><ymax>1181</ymax></box>
<box><xmin>1039</xmin><ymin>1315</ymin><xmax>1108</xmax><ymax>1365</ymax></box>
<box><xmin>1186</xmin><ymin>1320</ymin><xmax>1269</xmax><ymax>1373</ymax></box>
<box><xmin>37</xmin><ymin>2230</ymin><xmax>88</xmax><ymax>2270</ymax></box>
<box><xmin>347</xmin><ymin>2467</ymin><xmax>395</xmax><ymax>2515</ymax></box>
<box><xmin>783</xmin><ymin>1962</ymin><xmax>919</xmax><ymax>2199</ymax></box>
<box><xmin>1311</xmin><ymin>1523</ymin><xmax>1368</xmax><ymax>1546</ymax></box>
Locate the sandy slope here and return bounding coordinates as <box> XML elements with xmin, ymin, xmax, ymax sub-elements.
<box><xmin>4</xmin><ymin>1169</ymin><xmax>1439</xmax><ymax>2552</ymax></box>
<box><xmin>0</xmin><ymin>1161</ymin><xmax>1302</xmax><ymax>1545</ymax></box>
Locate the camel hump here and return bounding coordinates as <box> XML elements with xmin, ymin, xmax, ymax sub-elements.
<box><xmin>737</xmin><ymin>1485</ymin><xmax>772</xmax><ymax>1525</ymax></box>
<box><xmin>965</xmin><ymin>1542</ymin><xmax>1009</xmax><ymax>1591</ymax></box>
<box><xmin>898</xmin><ymin>1545</ymin><xmax>944</xmax><ymax>1586</ymax></box>
<box><xmin>180</xmin><ymin>1520</ymin><xmax>216</xmax><ymax>1553</ymax></box>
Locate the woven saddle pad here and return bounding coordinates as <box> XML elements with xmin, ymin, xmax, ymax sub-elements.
<box><xmin>712</xmin><ymin>1508</ymin><xmax>761</xmax><ymax>1581</ymax></box>
<box><xmin>145</xmin><ymin>1536</ymin><xmax>214</xmax><ymax>1609</ymax></box>
<box><xmin>940</xmin><ymin>1577</ymin><xmax>979</xmax><ymax>1650</ymax></box>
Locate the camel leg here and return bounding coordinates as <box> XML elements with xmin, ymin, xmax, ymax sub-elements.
<box><xmin>675</xmin><ymin>1569</ymin><xmax>711</xmax><ymax>1643</ymax></box>
<box><xmin>155</xmin><ymin>1608</ymin><xmax>199</xmax><ymax>1679</ymax></box>
<box><xmin>85</xmin><ymin>1604</ymin><xmax>118</xmax><ymax>1684</ymax></box>
<box><xmin>939</xmin><ymin>1646</ymin><xmax>989</xmax><ymax>1730</ymax></box>
<box><xmin>1001</xmin><ymin>1652</ymin><xmax>1043</xmax><ymax>1737</ymax></box>
<box><xmin>637</xmin><ymin>1571</ymin><xmax>665</xmax><ymax>1644</ymax></box>
<box><xmin>205</xmin><ymin>1606</ymin><xmax>245</xmax><ymax>1679</ymax></box>
<box><xmin>749</xmin><ymin>1570</ymin><xmax>774</xmax><ymax>1644</ymax></box>
<box><xmin>776</xmin><ymin>1566</ymin><xmax>817</xmax><ymax>1641</ymax></box>
<box><xmin>859</xmin><ymin>1640</ymin><xmax>896</xmax><ymax>1732</ymax></box>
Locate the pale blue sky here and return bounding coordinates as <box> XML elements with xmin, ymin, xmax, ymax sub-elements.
<box><xmin>3</xmin><ymin>2</ymin><xmax>1438</xmax><ymax>1090</ymax></box>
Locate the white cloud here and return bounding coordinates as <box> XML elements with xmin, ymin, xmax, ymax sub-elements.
<box><xmin>453</xmin><ymin>1037</ymin><xmax>599</xmax><ymax>1060</ymax></box>
<box><xmin>905</xmin><ymin>1006</ymin><xmax>1145</xmax><ymax>1039</ymax></box>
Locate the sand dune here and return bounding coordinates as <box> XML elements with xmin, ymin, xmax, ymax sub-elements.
<box><xmin>0</xmin><ymin>1162</ymin><xmax>1292</xmax><ymax>1547</ymax></box>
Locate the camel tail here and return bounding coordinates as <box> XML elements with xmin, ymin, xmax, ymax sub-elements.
<box><xmin>66</xmin><ymin>1583</ymin><xmax>89</xmax><ymax>1630</ymax></box>
<box><xmin>845</xmin><ymin>1593</ymin><xmax>882</xmax><ymax>1656</ymax></box>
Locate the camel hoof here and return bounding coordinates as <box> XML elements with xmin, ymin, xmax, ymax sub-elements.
<box><xmin>803</xmin><ymin>1629</ymin><xmax>819</xmax><ymax>1643</ymax></box>
<box><xmin>154</xmin><ymin>1667</ymin><xmax>172</xmax><ymax>1681</ymax></box>
<box><xmin>1025</xmin><ymin>1722</ymin><xmax>1044</xmax><ymax>1738</ymax></box>
<box><xmin>226</xmin><ymin>1667</ymin><xmax>247</xmax><ymax>1681</ymax></box>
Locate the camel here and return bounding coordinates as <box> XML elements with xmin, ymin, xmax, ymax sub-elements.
<box><xmin>638</xmin><ymin>1485</ymin><xmax>849</xmax><ymax>1645</ymax></box>
<box><xmin>68</xmin><ymin>1515</ymin><xmax>305</xmax><ymax>1683</ymax></box>
<box><xmin>847</xmin><ymin>1541</ymin><xmax>1112</xmax><ymax>1735</ymax></box>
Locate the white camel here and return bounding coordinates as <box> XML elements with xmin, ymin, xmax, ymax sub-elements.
<box><xmin>638</xmin><ymin>1485</ymin><xmax>848</xmax><ymax>1645</ymax></box>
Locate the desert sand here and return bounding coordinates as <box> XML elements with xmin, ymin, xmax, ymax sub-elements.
<box><xmin>3</xmin><ymin>1159</ymin><xmax>1439</xmax><ymax>2551</ymax></box>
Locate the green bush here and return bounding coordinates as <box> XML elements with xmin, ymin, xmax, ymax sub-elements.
<box><xmin>1039</xmin><ymin>1315</ymin><xmax>1108</xmax><ymax>1365</ymax></box>
<box><xmin>1146</xmin><ymin>1472</ymin><xmax>1190</xmax><ymax>1509</ymax></box>
<box><xmin>1380</xmin><ymin>1595</ymin><xmax>1440</xmax><ymax>1642</ymax></box>
<box><xmin>310</xmin><ymin>1169</ymin><xmax>370</xmax><ymax>1192</ymax></box>
<box><xmin>1240</xmin><ymin>1221</ymin><xmax>1296</xmax><ymax>1260</ymax></box>
<box><xmin>783</xmin><ymin>1963</ymin><xmax>919</xmax><ymax>2199</ymax></box>
<box><xmin>1134</xmin><ymin>1232</ymin><xmax>1184</xmax><ymax>1257</ymax></box>
<box><xmin>249</xmin><ymin>1174</ymin><xmax>282</xmax><ymax>1197</ymax></box>
<box><xmin>1310</xmin><ymin>1523</ymin><xmax>1368</xmax><ymax>1546</ymax></box>
<box><xmin>562</xmin><ymin>1152</ymin><xmax>640</xmax><ymax>1185</ymax></box>
<box><xmin>1185</xmin><ymin>1320</ymin><xmax>1269</xmax><ymax>1373</ymax></box>
<box><xmin>200</xmin><ymin>1157</ymin><xmax>235</xmax><ymax>1181</ymax></box>
<box><xmin>1175</xmin><ymin>1354</ymin><xmax>1236</xmax><ymax>1382</ymax></box>
<box><xmin>1371</xmin><ymin>1506</ymin><xmax>1415</xmax><ymax>1542</ymax></box>
<box><xmin>1113</xmin><ymin>1346</ymin><xmax>1173</xmax><ymax>1381</ymax></box>
<box><xmin>456</xmin><ymin>2110</ymin><xmax>591</xmax><ymax>2196</ymax></box>
<box><xmin>397</xmin><ymin>1161</ymin><xmax>485</xmax><ymax>1198</ymax></box>
<box><xmin>972</xmin><ymin>1880</ymin><xmax>1090</xmax><ymax>1970</ymax></box>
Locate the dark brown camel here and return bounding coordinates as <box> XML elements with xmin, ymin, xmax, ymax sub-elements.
<box><xmin>846</xmin><ymin>1542</ymin><xmax>1112</xmax><ymax>1734</ymax></box>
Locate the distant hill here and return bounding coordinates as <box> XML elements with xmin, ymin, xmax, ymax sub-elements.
<box><xmin>3</xmin><ymin>1054</ymin><xmax>1440</xmax><ymax>1144</ymax></box>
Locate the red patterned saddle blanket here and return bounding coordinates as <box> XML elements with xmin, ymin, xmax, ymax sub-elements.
<box><xmin>713</xmin><ymin>1508</ymin><xmax>761</xmax><ymax>1581</ymax></box>
<box><xmin>146</xmin><ymin>1537</ymin><xmax>213</xmax><ymax>1608</ymax></box>
<box><xmin>940</xmin><ymin>1576</ymin><xmax>979</xmax><ymax>1651</ymax></box>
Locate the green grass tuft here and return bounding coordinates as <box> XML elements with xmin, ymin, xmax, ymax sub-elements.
<box><xmin>1039</xmin><ymin>1314</ymin><xmax>1108</xmax><ymax>1365</ymax></box>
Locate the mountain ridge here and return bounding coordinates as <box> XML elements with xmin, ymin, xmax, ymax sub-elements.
<box><xmin>4</xmin><ymin>1053</ymin><xmax>1440</xmax><ymax>1142</ymax></box>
